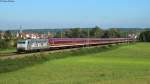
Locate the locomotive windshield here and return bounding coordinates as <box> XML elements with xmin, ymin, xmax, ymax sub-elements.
<box><xmin>17</xmin><ymin>40</ymin><xmax>26</xmax><ymax>44</ymax></box>
<box><xmin>18</xmin><ymin>42</ymin><xmax>25</xmax><ymax>44</ymax></box>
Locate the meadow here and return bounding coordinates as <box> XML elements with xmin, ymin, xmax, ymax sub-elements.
<box><xmin>0</xmin><ymin>48</ymin><xmax>15</xmax><ymax>53</ymax></box>
<box><xmin>0</xmin><ymin>43</ymin><xmax>150</xmax><ymax>84</ymax></box>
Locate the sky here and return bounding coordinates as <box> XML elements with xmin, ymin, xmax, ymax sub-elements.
<box><xmin>0</xmin><ymin>0</ymin><xmax>150</xmax><ymax>30</ymax></box>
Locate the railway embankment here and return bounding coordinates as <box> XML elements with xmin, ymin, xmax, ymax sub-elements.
<box><xmin>0</xmin><ymin>43</ymin><xmax>133</xmax><ymax>73</ymax></box>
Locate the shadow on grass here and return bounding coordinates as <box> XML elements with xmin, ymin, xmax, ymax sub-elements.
<box><xmin>0</xmin><ymin>43</ymin><xmax>135</xmax><ymax>74</ymax></box>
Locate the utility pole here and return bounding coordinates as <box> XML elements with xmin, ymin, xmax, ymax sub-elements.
<box><xmin>19</xmin><ymin>25</ymin><xmax>22</xmax><ymax>39</ymax></box>
<box><xmin>88</xmin><ymin>28</ymin><xmax>90</xmax><ymax>47</ymax></box>
<box><xmin>19</xmin><ymin>25</ymin><xmax>22</xmax><ymax>33</ymax></box>
<box><xmin>126</xmin><ymin>31</ymin><xmax>129</xmax><ymax>44</ymax></box>
<box><xmin>61</xmin><ymin>28</ymin><xmax>63</xmax><ymax>39</ymax></box>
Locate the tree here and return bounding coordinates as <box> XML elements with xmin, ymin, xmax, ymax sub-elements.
<box><xmin>80</xmin><ymin>29</ymin><xmax>88</xmax><ymax>38</ymax></box>
<box><xmin>90</xmin><ymin>26</ymin><xmax>103</xmax><ymax>38</ymax></box>
<box><xmin>4</xmin><ymin>30</ymin><xmax>12</xmax><ymax>40</ymax></box>
<box><xmin>1</xmin><ymin>30</ymin><xmax>16</xmax><ymax>48</ymax></box>
<box><xmin>0</xmin><ymin>34</ymin><xmax>1</xmax><ymax>39</ymax></box>
<box><xmin>109</xmin><ymin>28</ymin><xmax>121</xmax><ymax>38</ymax></box>
<box><xmin>48</xmin><ymin>32</ymin><xmax>54</xmax><ymax>38</ymax></box>
<box><xmin>54</xmin><ymin>32</ymin><xmax>66</xmax><ymax>38</ymax></box>
<box><xmin>101</xmin><ymin>30</ymin><xmax>110</xmax><ymax>38</ymax></box>
<box><xmin>64</xmin><ymin>28</ymin><xmax>82</xmax><ymax>38</ymax></box>
<box><xmin>71</xmin><ymin>28</ymin><xmax>82</xmax><ymax>38</ymax></box>
<box><xmin>64</xmin><ymin>29</ymin><xmax>72</xmax><ymax>38</ymax></box>
<box><xmin>139</xmin><ymin>31</ymin><xmax>150</xmax><ymax>42</ymax></box>
<box><xmin>102</xmin><ymin>28</ymin><xmax>121</xmax><ymax>38</ymax></box>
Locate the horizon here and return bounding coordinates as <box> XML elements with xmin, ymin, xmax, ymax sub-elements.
<box><xmin>0</xmin><ymin>0</ymin><xmax>150</xmax><ymax>30</ymax></box>
<box><xmin>0</xmin><ymin>27</ymin><xmax>149</xmax><ymax>31</ymax></box>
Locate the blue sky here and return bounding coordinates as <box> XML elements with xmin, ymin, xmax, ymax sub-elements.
<box><xmin>0</xmin><ymin>0</ymin><xmax>150</xmax><ymax>30</ymax></box>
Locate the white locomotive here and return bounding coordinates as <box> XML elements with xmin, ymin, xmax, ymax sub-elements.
<box><xmin>17</xmin><ymin>39</ymin><xmax>49</xmax><ymax>52</ymax></box>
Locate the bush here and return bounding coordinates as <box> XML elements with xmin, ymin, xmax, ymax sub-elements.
<box><xmin>0</xmin><ymin>39</ymin><xmax>17</xmax><ymax>49</ymax></box>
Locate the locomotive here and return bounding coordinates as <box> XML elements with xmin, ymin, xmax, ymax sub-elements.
<box><xmin>17</xmin><ymin>38</ymin><xmax>133</xmax><ymax>52</ymax></box>
<box><xmin>17</xmin><ymin>39</ymin><xmax>49</xmax><ymax>52</ymax></box>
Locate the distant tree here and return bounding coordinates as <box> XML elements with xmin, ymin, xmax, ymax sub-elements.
<box><xmin>4</xmin><ymin>30</ymin><xmax>12</xmax><ymax>40</ymax></box>
<box><xmin>71</xmin><ymin>28</ymin><xmax>82</xmax><ymax>38</ymax></box>
<box><xmin>64</xmin><ymin>28</ymin><xmax>82</xmax><ymax>38</ymax></box>
<box><xmin>0</xmin><ymin>30</ymin><xmax>5</xmax><ymax>39</ymax></box>
<box><xmin>48</xmin><ymin>32</ymin><xmax>54</xmax><ymax>38</ymax></box>
<box><xmin>102</xmin><ymin>28</ymin><xmax>121</xmax><ymax>38</ymax></box>
<box><xmin>90</xmin><ymin>26</ymin><xmax>103</xmax><ymax>38</ymax></box>
<box><xmin>64</xmin><ymin>29</ymin><xmax>72</xmax><ymax>38</ymax></box>
<box><xmin>139</xmin><ymin>31</ymin><xmax>150</xmax><ymax>42</ymax></box>
<box><xmin>0</xmin><ymin>31</ymin><xmax>2</xmax><ymax>39</ymax></box>
<box><xmin>54</xmin><ymin>32</ymin><xmax>66</xmax><ymax>38</ymax></box>
<box><xmin>80</xmin><ymin>29</ymin><xmax>88</xmax><ymax>38</ymax></box>
<box><xmin>101</xmin><ymin>30</ymin><xmax>110</xmax><ymax>38</ymax></box>
<box><xmin>109</xmin><ymin>28</ymin><xmax>121</xmax><ymax>38</ymax></box>
<box><xmin>145</xmin><ymin>28</ymin><xmax>150</xmax><ymax>31</ymax></box>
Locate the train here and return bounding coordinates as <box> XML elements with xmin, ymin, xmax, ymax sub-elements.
<box><xmin>17</xmin><ymin>38</ymin><xmax>134</xmax><ymax>52</ymax></box>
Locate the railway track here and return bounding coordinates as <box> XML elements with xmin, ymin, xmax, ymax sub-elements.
<box><xmin>0</xmin><ymin>41</ymin><xmax>133</xmax><ymax>60</ymax></box>
<box><xmin>0</xmin><ymin>47</ymin><xmax>85</xmax><ymax>60</ymax></box>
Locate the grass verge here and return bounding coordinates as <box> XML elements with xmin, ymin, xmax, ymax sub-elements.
<box><xmin>0</xmin><ymin>43</ymin><xmax>130</xmax><ymax>73</ymax></box>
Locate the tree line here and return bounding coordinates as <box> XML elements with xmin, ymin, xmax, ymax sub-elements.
<box><xmin>53</xmin><ymin>26</ymin><xmax>127</xmax><ymax>38</ymax></box>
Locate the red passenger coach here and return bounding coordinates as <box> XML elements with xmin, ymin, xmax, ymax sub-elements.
<box><xmin>48</xmin><ymin>38</ymin><xmax>134</xmax><ymax>48</ymax></box>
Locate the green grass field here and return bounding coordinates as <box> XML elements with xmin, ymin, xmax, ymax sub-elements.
<box><xmin>0</xmin><ymin>43</ymin><xmax>150</xmax><ymax>84</ymax></box>
<box><xmin>0</xmin><ymin>48</ymin><xmax>15</xmax><ymax>53</ymax></box>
